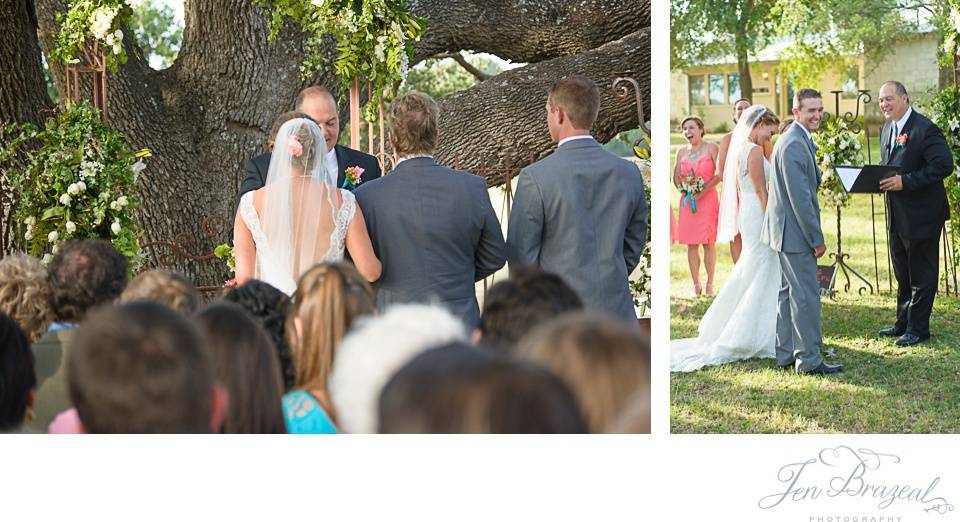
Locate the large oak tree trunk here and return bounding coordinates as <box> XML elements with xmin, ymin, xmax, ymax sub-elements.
<box><xmin>3</xmin><ymin>0</ymin><xmax>650</xmax><ymax>286</ymax></box>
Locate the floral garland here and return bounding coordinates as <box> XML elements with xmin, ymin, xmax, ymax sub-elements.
<box><xmin>51</xmin><ymin>0</ymin><xmax>136</xmax><ymax>71</ymax></box>
<box><xmin>629</xmin><ymin>132</ymin><xmax>652</xmax><ymax>317</ymax></box>
<box><xmin>939</xmin><ymin>2</ymin><xmax>960</xmax><ymax>66</ymax></box>
<box><xmin>812</xmin><ymin>117</ymin><xmax>863</xmax><ymax>208</ymax></box>
<box><xmin>259</xmin><ymin>0</ymin><xmax>428</xmax><ymax>121</ymax></box>
<box><xmin>921</xmin><ymin>86</ymin><xmax>960</xmax><ymax>270</ymax></box>
<box><xmin>0</xmin><ymin>101</ymin><xmax>146</xmax><ymax>266</ymax></box>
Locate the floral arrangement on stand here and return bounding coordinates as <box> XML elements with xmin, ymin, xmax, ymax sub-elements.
<box><xmin>259</xmin><ymin>0</ymin><xmax>428</xmax><ymax>120</ymax></box>
<box><xmin>812</xmin><ymin>117</ymin><xmax>863</xmax><ymax>209</ymax></box>
<box><xmin>928</xmin><ymin>1</ymin><xmax>960</xmax><ymax>272</ymax></box>
<box><xmin>629</xmin><ymin>127</ymin><xmax>652</xmax><ymax>317</ymax></box>
<box><xmin>0</xmin><ymin>101</ymin><xmax>147</xmax><ymax>266</ymax></box>
<box><xmin>50</xmin><ymin>0</ymin><xmax>134</xmax><ymax>70</ymax></box>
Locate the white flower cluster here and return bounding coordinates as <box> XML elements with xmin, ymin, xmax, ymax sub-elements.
<box><xmin>374</xmin><ymin>35</ymin><xmax>388</xmax><ymax>62</ymax></box>
<box><xmin>109</xmin><ymin>195</ymin><xmax>129</xmax><ymax>210</ymax></box>
<box><xmin>88</xmin><ymin>4</ymin><xmax>123</xmax><ymax>54</ymax></box>
<box><xmin>80</xmin><ymin>157</ymin><xmax>103</xmax><ymax>179</ymax></box>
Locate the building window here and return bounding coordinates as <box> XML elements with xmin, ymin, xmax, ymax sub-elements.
<box><xmin>689</xmin><ymin>75</ymin><xmax>706</xmax><ymax>106</ymax></box>
<box><xmin>842</xmin><ymin>64</ymin><xmax>859</xmax><ymax>99</ymax></box>
<box><xmin>709</xmin><ymin>74</ymin><xmax>725</xmax><ymax>105</ymax></box>
<box><xmin>727</xmin><ymin>73</ymin><xmax>741</xmax><ymax>104</ymax></box>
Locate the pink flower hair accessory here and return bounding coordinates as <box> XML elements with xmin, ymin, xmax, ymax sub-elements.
<box><xmin>288</xmin><ymin>135</ymin><xmax>304</xmax><ymax>157</ymax></box>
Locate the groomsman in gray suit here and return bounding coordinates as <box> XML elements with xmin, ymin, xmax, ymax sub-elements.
<box><xmin>506</xmin><ymin>75</ymin><xmax>647</xmax><ymax>323</ymax></box>
<box><xmin>354</xmin><ymin>92</ymin><xmax>506</xmax><ymax>328</ymax></box>
<box><xmin>762</xmin><ymin>88</ymin><xmax>843</xmax><ymax>375</ymax></box>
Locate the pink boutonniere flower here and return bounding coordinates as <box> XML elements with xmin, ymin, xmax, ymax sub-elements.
<box><xmin>344</xmin><ymin>165</ymin><xmax>365</xmax><ymax>188</ymax></box>
<box><xmin>894</xmin><ymin>133</ymin><xmax>908</xmax><ymax>148</ymax></box>
<box><xmin>287</xmin><ymin>135</ymin><xmax>304</xmax><ymax>157</ymax></box>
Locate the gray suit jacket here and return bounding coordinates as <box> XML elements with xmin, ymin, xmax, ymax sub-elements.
<box><xmin>506</xmin><ymin>137</ymin><xmax>647</xmax><ymax>322</ymax></box>
<box><xmin>354</xmin><ymin>157</ymin><xmax>506</xmax><ymax>328</ymax></box>
<box><xmin>762</xmin><ymin>124</ymin><xmax>825</xmax><ymax>253</ymax></box>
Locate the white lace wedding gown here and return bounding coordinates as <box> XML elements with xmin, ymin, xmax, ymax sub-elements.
<box><xmin>238</xmin><ymin>188</ymin><xmax>356</xmax><ymax>295</ymax></box>
<box><xmin>671</xmin><ymin>143</ymin><xmax>780</xmax><ymax>372</ymax></box>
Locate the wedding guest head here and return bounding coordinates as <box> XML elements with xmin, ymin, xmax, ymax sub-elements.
<box><xmin>607</xmin><ymin>388</ymin><xmax>651</xmax><ymax>434</ymax></box>
<box><xmin>196</xmin><ymin>303</ymin><xmax>286</xmax><ymax>434</ymax></box>
<box><xmin>287</xmin><ymin>262</ymin><xmax>375</xmax><ymax>423</ymax></box>
<box><xmin>778</xmin><ymin>118</ymin><xmax>794</xmax><ymax>135</ymax></box>
<box><xmin>68</xmin><ymin>302</ymin><xmax>226</xmax><ymax>433</ymax></box>
<box><xmin>680</xmin><ymin>116</ymin><xmax>706</xmax><ymax>144</ymax></box>
<box><xmin>0</xmin><ymin>254</ymin><xmax>53</xmax><ymax>342</ymax></box>
<box><xmin>331</xmin><ymin>304</ymin><xmax>467</xmax><ymax>433</ymax></box>
<box><xmin>378</xmin><ymin>342</ymin><xmax>587</xmax><ymax>433</ymax></box>
<box><xmin>47</xmin><ymin>239</ymin><xmax>127</xmax><ymax>324</ymax></box>
<box><xmin>476</xmin><ymin>267</ymin><xmax>583</xmax><ymax>353</ymax></box>
<box><xmin>268</xmin><ymin>111</ymin><xmax>312</xmax><ymax>151</ymax></box>
<box><xmin>732</xmin><ymin>98</ymin><xmax>752</xmax><ymax>123</ymax></box>
<box><xmin>0</xmin><ymin>314</ymin><xmax>36</xmax><ymax>433</ymax></box>
<box><xmin>517</xmin><ymin>313</ymin><xmax>650</xmax><ymax>433</ymax></box>
<box><xmin>791</xmin><ymin>88</ymin><xmax>824</xmax><ymax>132</ymax></box>
<box><xmin>879</xmin><ymin>81</ymin><xmax>910</xmax><ymax>121</ymax></box>
<box><xmin>387</xmin><ymin>91</ymin><xmax>439</xmax><ymax>157</ymax></box>
<box><xmin>295</xmin><ymin>86</ymin><xmax>340</xmax><ymax>151</ymax></box>
<box><xmin>223</xmin><ymin>280</ymin><xmax>295</xmax><ymax>391</ymax></box>
<box><xmin>546</xmin><ymin>74</ymin><xmax>600</xmax><ymax>142</ymax></box>
<box><xmin>121</xmin><ymin>269</ymin><xmax>199</xmax><ymax>315</ymax></box>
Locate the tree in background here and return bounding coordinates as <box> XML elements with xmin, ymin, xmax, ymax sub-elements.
<box><xmin>671</xmin><ymin>0</ymin><xmax>777</xmax><ymax>100</ymax></box>
<box><xmin>129</xmin><ymin>0</ymin><xmax>183</xmax><ymax>69</ymax></box>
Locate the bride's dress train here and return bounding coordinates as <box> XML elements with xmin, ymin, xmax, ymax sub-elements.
<box><xmin>671</xmin><ymin>142</ymin><xmax>780</xmax><ymax>372</ymax></box>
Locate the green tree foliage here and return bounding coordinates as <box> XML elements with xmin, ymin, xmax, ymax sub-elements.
<box><xmin>130</xmin><ymin>0</ymin><xmax>182</xmax><ymax>69</ymax></box>
<box><xmin>671</xmin><ymin>0</ymin><xmax>778</xmax><ymax>98</ymax></box>
<box><xmin>400</xmin><ymin>53</ymin><xmax>503</xmax><ymax>99</ymax></box>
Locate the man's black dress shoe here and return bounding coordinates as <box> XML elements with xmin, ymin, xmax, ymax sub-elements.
<box><xmin>894</xmin><ymin>333</ymin><xmax>928</xmax><ymax>346</ymax></box>
<box><xmin>878</xmin><ymin>326</ymin><xmax>905</xmax><ymax>337</ymax></box>
<box><xmin>798</xmin><ymin>362</ymin><xmax>844</xmax><ymax>375</ymax></box>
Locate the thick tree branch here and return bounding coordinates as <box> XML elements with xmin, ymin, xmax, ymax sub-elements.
<box><xmin>410</xmin><ymin>0</ymin><xmax>649</xmax><ymax>64</ymax></box>
<box><xmin>435</xmin><ymin>29</ymin><xmax>650</xmax><ymax>187</ymax></box>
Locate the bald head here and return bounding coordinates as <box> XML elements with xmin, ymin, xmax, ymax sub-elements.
<box><xmin>295</xmin><ymin>86</ymin><xmax>340</xmax><ymax>151</ymax></box>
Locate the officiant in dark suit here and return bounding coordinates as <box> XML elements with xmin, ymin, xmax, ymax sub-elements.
<box><xmin>877</xmin><ymin>81</ymin><xmax>954</xmax><ymax>346</ymax></box>
<box><xmin>238</xmin><ymin>86</ymin><xmax>381</xmax><ymax>200</ymax></box>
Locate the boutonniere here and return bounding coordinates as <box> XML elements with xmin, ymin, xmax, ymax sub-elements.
<box><xmin>342</xmin><ymin>165</ymin><xmax>365</xmax><ymax>190</ymax></box>
<box><xmin>894</xmin><ymin>133</ymin><xmax>909</xmax><ymax>149</ymax></box>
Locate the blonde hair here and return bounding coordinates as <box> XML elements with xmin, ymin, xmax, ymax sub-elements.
<box><xmin>517</xmin><ymin>313</ymin><xmax>650</xmax><ymax>433</ymax></box>
<box><xmin>0</xmin><ymin>254</ymin><xmax>53</xmax><ymax>342</ymax></box>
<box><xmin>121</xmin><ymin>270</ymin><xmax>200</xmax><ymax>315</ymax></box>
<box><xmin>387</xmin><ymin>92</ymin><xmax>439</xmax><ymax>156</ymax></box>
<box><xmin>286</xmin><ymin>119</ymin><xmax>323</xmax><ymax>174</ymax></box>
<box><xmin>753</xmin><ymin>109</ymin><xmax>780</xmax><ymax>128</ymax></box>
<box><xmin>287</xmin><ymin>262</ymin><xmax>375</xmax><ymax>420</ymax></box>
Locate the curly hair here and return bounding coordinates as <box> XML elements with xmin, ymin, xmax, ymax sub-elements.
<box><xmin>223</xmin><ymin>280</ymin><xmax>296</xmax><ymax>392</ymax></box>
<box><xmin>47</xmin><ymin>240</ymin><xmax>128</xmax><ymax>323</ymax></box>
<box><xmin>0</xmin><ymin>254</ymin><xmax>53</xmax><ymax>342</ymax></box>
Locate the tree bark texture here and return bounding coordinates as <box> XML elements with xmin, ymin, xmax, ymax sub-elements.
<box><xmin>3</xmin><ymin>0</ymin><xmax>650</xmax><ymax>285</ymax></box>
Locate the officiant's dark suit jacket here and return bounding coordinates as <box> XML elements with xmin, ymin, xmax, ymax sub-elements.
<box><xmin>506</xmin><ymin>137</ymin><xmax>648</xmax><ymax>323</ymax></box>
<box><xmin>354</xmin><ymin>157</ymin><xmax>506</xmax><ymax>328</ymax></box>
<box><xmin>880</xmin><ymin>110</ymin><xmax>952</xmax><ymax>241</ymax></box>
<box><xmin>238</xmin><ymin>144</ymin><xmax>381</xmax><ymax>200</ymax></box>
<box><xmin>880</xmin><ymin>108</ymin><xmax>953</xmax><ymax>338</ymax></box>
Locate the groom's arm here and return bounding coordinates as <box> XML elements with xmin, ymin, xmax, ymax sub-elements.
<box><xmin>506</xmin><ymin>168</ymin><xmax>545</xmax><ymax>269</ymax></box>
<box><xmin>899</xmin><ymin>124</ymin><xmax>953</xmax><ymax>192</ymax></box>
<box><xmin>781</xmin><ymin>142</ymin><xmax>825</xmax><ymax>251</ymax></box>
<box><xmin>623</xmin><ymin>165</ymin><xmax>648</xmax><ymax>273</ymax></box>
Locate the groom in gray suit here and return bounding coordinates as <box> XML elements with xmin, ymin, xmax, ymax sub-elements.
<box><xmin>762</xmin><ymin>88</ymin><xmax>843</xmax><ymax>375</ymax></box>
<box><xmin>354</xmin><ymin>92</ymin><xmax>506</xmax><ymax>328</ymax></box>
<box><xmin>506</xmin><ymin>75</ymin><xmax>647</xmax><ymax>323</ymax></box>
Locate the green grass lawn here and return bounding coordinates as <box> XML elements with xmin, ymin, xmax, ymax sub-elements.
<box><xmin>669</xmin><ymin>149</ymin><xmax>960</xmax><ymax>433</ymax></box>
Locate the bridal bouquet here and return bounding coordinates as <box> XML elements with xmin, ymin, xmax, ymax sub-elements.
<box><xmin>678</xmin><ymin>171</ymin><xmax>704</xmax><ymax>213</ymax></box>
<box><xmin>813</xmin><ymin>118</ymin><xmax>863</xmax><ymax>208</ymax></box>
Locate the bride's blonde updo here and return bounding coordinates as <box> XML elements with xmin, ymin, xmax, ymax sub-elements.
<box><xmin>285</xmin><ymin>119</ymin><xmax>323</xmax><ymax>174</ymax></box>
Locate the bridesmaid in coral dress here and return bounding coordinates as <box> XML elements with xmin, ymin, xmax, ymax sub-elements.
<box><xmin>673</xmin><ymin>116</ymin><xmax>720</xmax><ymax>297</ymax></box>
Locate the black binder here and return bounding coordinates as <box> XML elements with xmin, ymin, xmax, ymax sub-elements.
<box><xmin>834</xmin><ymin>165</ymin><xmax>900</xmax><ymax>194</ymax></box>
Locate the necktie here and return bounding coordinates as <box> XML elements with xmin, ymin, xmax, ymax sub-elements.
<box><xmin>890</xmin><ymin>124</ymin><xmax>897</xmax><ymax>154</ymax></box>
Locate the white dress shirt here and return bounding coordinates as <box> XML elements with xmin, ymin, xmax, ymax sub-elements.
<box><xmin>558</xmin><ymin>134</ymin><xmax>595</xmax><ymax>147</ymax></box>
<box><xmin>890</xmin><ymin>106</ymin><xmax>913</xmax><ymax>153</ymax></box>
<box><xmin>325</xmin><ymin>147</ymin><xmax>338</xmax><ymax>183</ymax></box>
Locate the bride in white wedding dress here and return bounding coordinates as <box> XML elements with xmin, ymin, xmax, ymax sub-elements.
<box><xmin>233</xmin><ymin>118</ymin><xmax>381</xmax><ymax>295</ymax></box>
<box><xmin>671</xmin><ymin>105</ymin><xmax>783</xmax><ymax>372</ymax></box>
